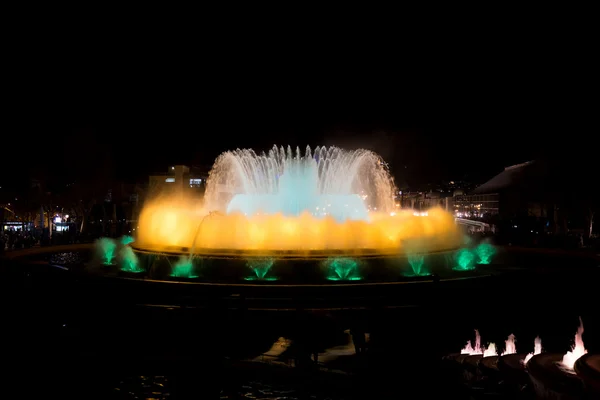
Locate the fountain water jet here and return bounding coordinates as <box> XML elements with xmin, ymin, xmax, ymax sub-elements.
<box><xmin>405</xmin><ymin>253</ymin><xmax>429</xmax><ymax>277</ymax></box>
<box><xmin>120</xmin><ymin>235</ymin><xmax>135</xmax><ymax>245</ymax></box>
<box><xmin>245</xmin><ymin>258</ymin><xmax>276</xmax><ymax>281</ymax></box>
<box><xmin>453</xmin><ymin>248</ymin><xmax>476</xmax><ymax>271</ymax></box>
<box><xmin>205</xmin><ymin>145</ymin><xmax>395</xmax><ymax>221</ymax></box>
<box><xmin>561</xmin><ymin>317</ymin><xmax>587</xmax><ymax>371</ymax></box>
<box><xmin>171</xmin><ymin>256</ymin><xmax>198</xmax><ymax>278</ymax></box>
<box><xmin>475</xmin><ymin>242</ymin><xmax>495</xmax><ymax>264</ymax></box>
<box><xmin>461</xmin><ymin>329</ymin><xmax>483</xmax><ymax>355</ymax></box>
<box><xmin>119</xmin><ymin>246</ymin><xmax>143</xmax><ymax>273</ymax></box>
<box><xmin>96</xmin><ymin>238</ymin><xmax>117</xmax><ymax>265</ymax></box>
<box><xmin>325</xmin><ymin>257</ymin><xmax>362</xmax><ymax>281</ymax></box>
<box><xmin>501</xmin><ymin>334</ymin><xmax>517</xmax><ymax>356</ymax></box>
<box><xmin>523</xmin><ymin>336</ymin><xmax>542</xmax><ymax>365</ymax></box>
<box><xmin>483</xmin><ymin>343</ymin><xmax>498</xmax><ymax>357</ymax></box>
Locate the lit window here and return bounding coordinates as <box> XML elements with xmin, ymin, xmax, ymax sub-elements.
<box><xmin>189</xmin><ymin>178</ymin><xmax>202</xmax><ymax>186</ymax></box>
<box><xmin>165</xmin><ymin>178</ymin><xmax>175</xmax><ymax>183</ymax></box>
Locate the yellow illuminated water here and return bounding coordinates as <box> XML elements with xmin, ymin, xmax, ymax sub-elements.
<box><xmin>135</xmin><ymin>196</ymin><xmax>461</xmax><ymax>255</ymax></box>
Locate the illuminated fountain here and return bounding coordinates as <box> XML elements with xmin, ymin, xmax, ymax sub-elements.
<box><xmin>120</xmin><ymin>235</ymin><xmax>135</xmax><ymax>245</ymax></box>
<box><xmin>324</xmin><ymin>257</ymin><xmax>361</xmax><ymax>281</ymax></box>
<box><xmin>206</xmin><ymin>145</ymin><xmax>394</xmax><ymax>221</ymax></box>
<box><xmin>459</xmin><ymin>329</ymin><xmax>497</xmax><ymax>381</ymax></box>
<box><xmin>561</xmin><ymin>317</ymin><xmax>587</xmax><ymax>371</ymax></box>
<box><xmin>453</xmin><ymin>248</ymin><xmax>476</xmax><ymax>271</ymax></box>
<box><xmin>461</xmin><ymin>329</ymin><xmax>483</xmax><ymax>355</ymax></box>
<box><xmin>405</xmin><ymin>253</ymin><xmax>429</xmax><ymax>277</ymax></box>
<box><xmin>475</xmin><ymin>242</ymin><xmax>495</xmax><ymax>264</ymax></box>
<box><xmin>96</xmin><ymin>237</ymin><xmax>117</xmax><ymax>265</ymax></box>
<box><xmin>170</xmin><ymin>256</ymin><xmax>199</xmax><ymax>278</ymax></box>
<box><xmin>496</xmin><ymin>335</ymin><xmax>540</xmax><ymax>385</ymax></box>
<box><xmin>527</xmin><ymin>318</ymin><xmax>588</xmax><ymax>398</ymax></box>
<box><xmin>501</xmin><ymin>334</ymin><xmax>517</xmax><ymax>356</ymax></box>
<box><xmin>483</xmin><ymin>343</ymin><xmax>498</xmax><ymax>357</ymax></box>
<box><xmin>245</xmin><ymin>258</ymin><xmax>276</xmax><ymax>281</ymax></box>
<box><xmin>460</xmin><ymin>329</ymin><xmax>496</xmax><ymax>357</ymax></box>
<box><xmin>523</xmin><ymin>336</ymin><xmax>542</xmax><ymax>365</ymax></box>
<box><xmin>92</xmin><ymin>236</ymin><xmax>143</xmax><ymax>273</ymax></box>
<box><xmin>449</xmin><ymin>242</ymin><xmax>496</xmax><ymax>272</ymax></box>
<box><xmin>119</xmin><ymin>246</ymin><xmax>143</xmax><ymax>273</ymax></box>
<box><xmin>132</xmin><ymin>145</ymin><xmax>463</xmax><ymax>283</ymax></box>
<box><xmin>457</xmin><ymin>319</ymin><xmax>590</xmax><ymax>398</ymax></box>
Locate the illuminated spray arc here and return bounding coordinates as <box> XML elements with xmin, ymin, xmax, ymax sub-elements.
<box><xmin>135</xmin><ymin>145</ymin><xmax>462</xmax><ymax>256</ymax></box>
<box><xmin>204</xmin><ymin>145</ymin><xmax>396</xmax><ymax>220</ymax></box>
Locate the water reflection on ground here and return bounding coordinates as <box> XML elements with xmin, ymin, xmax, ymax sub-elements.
<box><xmin>220</xmin><ymin>380</ymin><xmax>343</xmax><ymax>400</ymax></box>
<box><xmin>114</xmin><ymin>375</ymin><xmax>171</xmax><ymax>399</ymax></box>
<box><xmin>111</xmin><ymin>375</ymin><xmax>344</xmax><ymax>400</ymax></box>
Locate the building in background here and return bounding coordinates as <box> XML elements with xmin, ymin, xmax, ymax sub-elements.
<box><xmin>469</xmin><ymin>161</ymin><xmax>547</xmax><ymax>219</ymax></box>
<box><xmin>452</xmin><ymin>193</ymin><xmax>499</xmax><ymax>219</ymax></box>
<box><xmin>459</xmin><ymin>160</ymin><xmax>566</xmax><ymax>238</ymax></box>
<box><xmin>148</xmin><ymin>165</ymin><xmax>209</xmax><ymax>199</ymax></box>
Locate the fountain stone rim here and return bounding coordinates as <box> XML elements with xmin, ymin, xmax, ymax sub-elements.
<box><xmin>129</xmin><ymin>244</ymin><xmax>462</xmax><ymax>259</ymax></box>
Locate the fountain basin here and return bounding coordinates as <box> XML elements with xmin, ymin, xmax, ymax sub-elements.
<box><xmin>440</xmin><ymin>353</ymin><xmax>473</xmax><ymax>384</ymax></box>
<box><xmin>123</xmin><ymin>245</ymin><xmax>472</xmax><ymax>284</ymax></box>
<box><xmin>462</xmin><ymin>355</ymin><xmax>483</xmax><ymax>382</ymax></box>
<box><xmin>3</xmin><ymin>244</ymin><xmax>499</xmax><ymax>311</ymax></box>
<box><xmin>442</xmin><ymin>353</ymin><xmax>470</xmax><ymax>365</ymax></box>
<box><xmin>575</xmin><ymin>354</ymin><xmax>600</xmax><ymax>396</ymax></box>
<box><xmin>497</xmin><ymin>353</ymin><xmax>529</xmax><ymax>384</ymax></box>
<box><xmin>478</xmin><ymin>355</ymin><xmax>500</xmax><ymax>378</ymax></box>
<box><xmin>526</xmin><ymin>353</ymin><xmax>584</xmax><ymax>400</ymax></box>
<box><xmin>118</xmin><ymin>270</ymin><xmax>147</xmax><ymax>278</ymax></box>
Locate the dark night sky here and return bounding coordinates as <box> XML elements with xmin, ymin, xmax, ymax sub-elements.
<box><xmin>3</xmin><ymin>33</ymin><xmax>594</xmax><ymax>193</ymax></box>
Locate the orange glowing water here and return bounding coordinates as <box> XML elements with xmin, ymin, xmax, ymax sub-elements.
<box><xmin>135</xmin><ymin>197</ymin><xmax>461</xmax><ymax>254</ymax></box>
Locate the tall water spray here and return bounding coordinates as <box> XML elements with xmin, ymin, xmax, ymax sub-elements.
<box><xmin>204</xmin><ymin>145</ymin><xmax>396</xmax><ymax>222</ymax></box>
<box><xmin>501</xmin><ymin>334</ymin><xmax>517</xmax><ymax>356</ymax></box>
<box><xmin>461</xmin><ymin>329</ymin><xmax>483</xmax><ymax>355</ymax></box>
<box><xmin>96</xmin><ymin>237</ymin><xmax>117</xmax><ymax>265</ymax></box>
<box><xmin>136</xmin><ymin>145</ymin><xmax>461</xmax><ymax>253</ymax></box>
<box><xmin>562</xmin><ymin>317</ymin><xmax>587</xmax><ymax>370</ymax></box>
<box><xmin>523</xmin><ymin>336</ymin><xmax>542</xmax><ymax>365</ymax></box>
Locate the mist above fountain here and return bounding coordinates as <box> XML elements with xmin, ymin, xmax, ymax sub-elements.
<box><xmin>135</xmin><ymin>145</ymin><xmax>461</xmax><ymax>255</ymax></box>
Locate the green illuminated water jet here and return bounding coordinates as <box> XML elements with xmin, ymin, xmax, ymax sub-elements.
<box><xmin>171</xmin><ymin>256</ymin><xmax>199</xmax><ymax>278</ymax></box>
<box><xmin>120</xmin><ymin>246</ymin><xmax>144</xmax><ymax>273</ymax></box>
<box><xmin>245</xmin><ymin>258</ymin><xmax>277</xmax><ymax>281</ymax></box>
<box><xmin>120</xmin><ymin>235</ymin><xmax>135</xmax><ymax>245</ymax></box>
<box><xmin>325</xmin><ymin>257</ymin><xmax>362</xmax><ymax>281</ymax></box>
<box><xmin>475</xmin><ymin>243</ymin><xmax>495</xmax><ymax>264</ymax></box>
<box><xmin>453</xmin><ymin>248</ymin><xmax>476</xmax><ymax>271</ymax></box>
<box><xmin>97</xmin><ymin>237</ymin><xmax>117</xmax><ymax>265</ymax></box>
<box><xmin>405</xmin><ymin>253</ymin><xmax>430</xmax><ymax>276</ymax></box>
